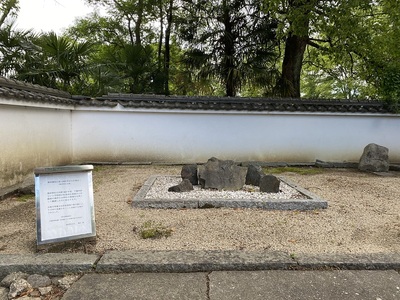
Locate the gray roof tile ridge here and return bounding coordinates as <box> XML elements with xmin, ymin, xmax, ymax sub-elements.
<box><xmin>96</xmin><ymin>94</ymin><xmax>390</xmax><ymax>113</ymax></box>
<box><xmin>0</xmin><ymin>76</ymin><xmax>71</xmax><ymax>99</ymax></box>
<box><xmin>0</xmin><ymin>78</ymin><xmax>394</xmax><ymax>113</ymax></box>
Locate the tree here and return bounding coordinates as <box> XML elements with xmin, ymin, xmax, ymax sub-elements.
<box><xmin>0</xmin><ymin>1</ymin><xmax>39</xmax><ymax>78</ymax></box>
<box><xmin>0</xmin><ymin>0</ymin><xmax>19</xmax><ymax>28</ymax></box>
<box><xmin>15</xmin><ymin>32</ymin><xmax>95</xmax><ymax>93</ymax></box>
<box><xmin>280</xmin><ymin>0</ymin><xmax>400</xmax><ymax>102</ymax></box>
<box><xmin>360</xmin><ymin>0</ymin><xmax>400</xmax><ymax>107</ymax></box>
<box><xmin>266</xmin><ymin>0</ymin><xmax>386</xmax><ymax>98</ymax></box>
<box><xmin>178</xmin><ymin>0</ymin><xmax>279</xmax><ymax>97</ymax></box>
<box><xmin>273</xmin><ymin>0</ymin><xmax>312</xmax><ymax>98</ymax></box>
<box><xmin>0</xmin><ymin>22</ymin><xmax>35</xmax><ymax>77</ymax></box>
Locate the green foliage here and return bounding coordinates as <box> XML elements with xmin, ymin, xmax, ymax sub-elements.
<box><xmin>15</xmin><ymin>194</ymin><xmax>34</xmax><ymax>202</ymax></box>
<box><xmin>0</xmin><ymin>0</ymin><xmax>19</xmax><ymax>28</ymax></box>
<box><xmin>139</xmin><ymin>221</ymin><xmax>173</xmax><ymax>239</ymax></box>
<box><xmin>13</xmin><ymin>32</ymin><xmax>95</xmax><ymax>94</ymax></box>
<box><xmin>1</xmin><ymin>0</ymin><xmax>399</xmax><ymax>101</ymax></box>
<box><xmin>177</xmin><ymin>0</ymin><xmax>279</xmax><ymax>96</ymax></box>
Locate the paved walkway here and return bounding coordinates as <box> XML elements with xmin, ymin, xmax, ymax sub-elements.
<box><xmin>1</xmin><ymin>250</ymin><xmax>399</xmax><ymax>299</ymax></box>
<box><xmin>62</xmin><ymin>270</ymin><xmax>400</xmax><ymax>299</ymax></box>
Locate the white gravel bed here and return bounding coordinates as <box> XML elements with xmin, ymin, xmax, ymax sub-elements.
<box><xmin>144</xmin><ymin>176</ymin><xmax>307</xmax><ymax>200</ymax></box>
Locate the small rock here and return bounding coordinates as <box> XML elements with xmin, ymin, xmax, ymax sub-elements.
<box><xmin>8</xmin><ymin>279</ymin><xmax>31</xmax><ymax>299</ymax></box>
<box><xmin>1</xmin><ymin>272</ymin><xmax>29</xmax><ymax>288</ymax></box>
<box><xmin>38</xmin><ymin>286</ymin><xmax>52</xmax><ymax>296</ymax></box>
<box><xmin>245</xmin><ymin>164</ymin><xmax>264</xmax><ymax>186</ymax></box>
<box><xmin>259</xmin><ymin>175</ymin><xmax>280</xmax><ymax>193</ymax></box>
<box><xmin>168</xmin><ymin>179</ymin><xmax>193</xmax><ymax>192</ymax></box>
<box><xmin>181</xmin><ymin>164</ymin><xmax>198</xmax><ymax>185</ymax></box>
<box><xmin>51</xmin><ymin>277</ymin><xmax>61</xmax><ymax>286</ymax></box>
<box><xmin>28</xmin><ymin>290</ymin><xmax>41</xmax><ymax>297</ymax></box>
<box><xmin>57</xmin><ymin>275</ymin><xmax>80</xmax><ymax>290</ymax></box>
<box><xmin>27</xmin><ymin>274</ymin><xmax>51</xmax><ymax>288</ymax></box>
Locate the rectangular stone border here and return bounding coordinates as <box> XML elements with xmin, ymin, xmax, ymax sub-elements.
<box><xmin>95</xmin><ymin>250</ymin><xmax>296</xmax><ymax>273</ymax></box>
<box><xmin>1</xmin><ymin>251</ymin><xmax>399</xmax><ymax>277</ymax></box>
<box><xmin>0</xmin><ymin>253</ymin><xmax>98</xmax><ymax>279</ymax></box>
<box><xmin>132</xmin><ymin>175</ymin><xmax>328</xmax><ymax>210</ymax></box>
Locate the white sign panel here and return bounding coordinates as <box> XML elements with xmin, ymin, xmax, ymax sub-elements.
<box><xmin>34</xmin><ymin>165</ymin><xmax>96</xmax><ymax>245</ymax></box>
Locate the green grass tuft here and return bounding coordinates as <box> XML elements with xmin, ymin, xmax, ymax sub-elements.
<box><xmin>139</xmin><ymin>221</ymin><xmax>173</xmax><ymax>239</ymax></box>
<box><xmin>263</xmin><ymin>166</ymin><xmax>323</xmax><ymax>175</ymax></box>
<box><xmin>15</xmin><ymin>194</ymin><xmax>34</xmax><ymax>202</ymax></box>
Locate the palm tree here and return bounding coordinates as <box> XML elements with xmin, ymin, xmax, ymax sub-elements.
<box><xmin>0</xmin><ymin>21</ymin><xmax>35</xmax><ymax>77</ymax></box>
<box><xmin>16</xmin><ymin>32</ymin><xmax>95</xmax><ymax>93</ymax></box>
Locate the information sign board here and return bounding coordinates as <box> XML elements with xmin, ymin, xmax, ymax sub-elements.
<box><xmin>34</xmin><ymin>165</ymin><xmax>96</xmax><ymax>245</ymax></box>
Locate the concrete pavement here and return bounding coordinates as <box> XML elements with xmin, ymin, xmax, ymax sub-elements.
<box><xmin>61</xmin><ymin>270</ymin><xmax>400</xmax><ymax>300</ymax></box>
<box><xmin>1</xmin><ymin>250</ymin><xmax>399</xmax><ymax>299</ymax></box>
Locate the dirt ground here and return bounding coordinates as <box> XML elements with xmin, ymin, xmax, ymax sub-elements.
<box><xmin>0</xmin><ymin>165</ymin><xmax>399</xmax><ymax>255</ymax></box>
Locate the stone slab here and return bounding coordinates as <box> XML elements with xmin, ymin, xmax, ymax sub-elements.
<box><xmin>209</xmin><ymin>270</ymin><xmax>400</xmax><ymax>300</ymax></box>
<box><xmin>62</xmin><ymin>273</ymin><xmax>208</xmax><ymax>300</ymax></box>
<box><xmin>133</xmin><ymin>175</ymin><xmax>328</xmax><ymax>210</ymax></box>
<box><xmin>96</xmin><ymin>250</ymin><xmax>296</xmax><ymax>273</ymax></box>
<box><xmin>0</xmin><ymin>254</ymin><xmax>98</xmax><ymax>279</ymax></box>
<box><xmin>295</xmin><ymin>252</ymin><xmax>400</xmax><ymax>270</ymax></box>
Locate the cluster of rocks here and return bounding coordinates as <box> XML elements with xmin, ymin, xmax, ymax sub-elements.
<box><xmin>167</xmin><ymin>143</ymin><xmax>389</xmax><ymax>194</ymax></box>
<box><xmin>168</xmin><ymin>157</ymin><xmax>280</xmax><ymax>193</ymax></box>
<box><xmin>0</xmin><ymin>272</ymin><xmax>79</xmax><ymax>300</ymax></box>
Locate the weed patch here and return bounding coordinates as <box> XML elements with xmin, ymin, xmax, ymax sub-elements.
<box><xmin>263</xmin><ymin>166</ymin><xmax>323</xmax><ymax>175</ymax></box>
<box><xmin>15</xmin><ymin>194</ymin><xmax>34</xmax><ymax>202</ymax></box>
<box><xmin>138</xmin><ymin>221</ymin><xmax>173</xmax><ymax>239</ymax></box>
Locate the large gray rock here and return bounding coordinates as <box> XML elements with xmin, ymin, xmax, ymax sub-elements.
<box><xmin>359</xmin><ymin>143</ymin><xmax>389</xmax><ymax>172</ymax></box>
<box><xmin>198</xmin><ymin>157</ymin><xmax>247</xmax><ymax>191</ymax></box>
<box><xmin>259</xmin><ymin>175</ymin><xmax>280</xmax><ymax>193</ymax></box>
<box><xmin>168</xmin><ymin>179</ymin><xmax>194</xmax><ymax>192</ymax></box>
<box><xmin>181</xmin><ymin>164</ymin><xmax>198</xmax><ymax>185</ymax></box>
<box><xmin>245</xmin><ymin>165</ymin><xmax>264</xmax><ymax>186</ymax></box>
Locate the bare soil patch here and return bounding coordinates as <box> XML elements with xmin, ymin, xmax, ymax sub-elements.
<box><xmin>0</xmin><ymin>165</ymin><xmax>399</xmax><ymax>255</ymax></box>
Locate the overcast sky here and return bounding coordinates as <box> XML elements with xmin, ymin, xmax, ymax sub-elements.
<box><xmin>16</xmin><ymin>0</ymin><xmax>94</xmax><ymax>34</ymax></box>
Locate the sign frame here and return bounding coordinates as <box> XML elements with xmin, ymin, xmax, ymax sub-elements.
<box><xmin>34</xmin><ymin>165</ymin><xmax>96</xmax><ymax>245</ymax></box>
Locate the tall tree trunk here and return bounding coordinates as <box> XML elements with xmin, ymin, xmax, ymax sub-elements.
<box><xmin>135</xmin><ymin>0</ymin><xmax>144</xmax><ymax>46</ymax></box>
<box><xmin>127</xmin><ymin>18</ymin><xmax>135</xmax><ymax>47</ymax></box>
<box><xmin>278</xmin><ymin>34</ymin><xmax>308</xmax><ymax>97</ymax></box>
<box><xmin>164</xmin><ymin>0</ymin><xmax>173</xmax><ymax>95</ymax></box>
<box><xmin>157</xmin><ymin>0</ymin><xmax>164</xmax><ymax>70</ymax></box>
<box><xmin>276</xmin><ymin>0</ymin><xmax>311</xmax><ymax>98</ymax></box>
<box><xmin>222</xmin><ymin>0</ymin><xmax>236</xmax><ymax>97</ymax></box>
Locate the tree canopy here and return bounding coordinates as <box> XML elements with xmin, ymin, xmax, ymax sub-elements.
<box><xmin>1</xmin><ymin>0</ymin><xmax>399</xmax><ymax>104</ymax></box>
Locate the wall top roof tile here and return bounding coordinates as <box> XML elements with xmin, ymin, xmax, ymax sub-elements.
<box><xmin>0</xmin><ymin>76</ymin><xmax>75</xmax><ymax>105</ymax></box>
<box><xmin>0</xmin><ymin>76</ymin><xmax>395</xmax><ymax>113</ymax></box>
<box><xmin>96</xmin><ymin>94</ymin><xmax>394</xmax><ymax>113</ymax></box>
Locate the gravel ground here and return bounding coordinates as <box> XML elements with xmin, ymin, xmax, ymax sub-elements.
<box><xmin>0</xmin><ymin>165</ymin><xmax>399</xmax><ymax>255</ymax></box>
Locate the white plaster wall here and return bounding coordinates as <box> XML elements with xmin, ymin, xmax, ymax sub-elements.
<box><xmin>2</xmin><ymin>100</ymin><xmax>399</xmax><ymax>193</ymax></box>
<box><xmin>0</xmin><ymin>104</ymin><xmax>72</xmax><ymax>192</ymax></box>
<box><xmin>72</xmin><ymin>109</ymin><xmax>400</xmax><ymax>164</ymax></box>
